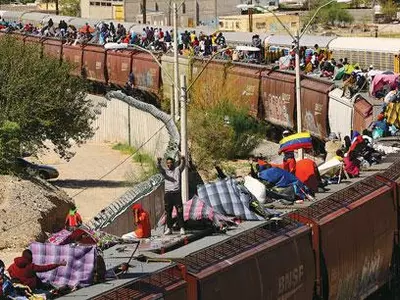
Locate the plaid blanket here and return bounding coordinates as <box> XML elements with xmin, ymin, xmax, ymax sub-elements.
<box><xmin>197</xmin><ymin>178</ymin><xmax>265</xmax><ymax>221</ymax></box>
<box><xmin>48</xmin><ymin>229</ymin><xmax>122</xmax><ymax>251</ymax></box>
<box><xmin>158</xmin><ymin>196</ymin><xmax>237</xmax><ymax>228</ymax></box>
<box><xmin>30</xmin><ymin>242</ymin><xmax>96</xmax><ymax>288</ymax></box>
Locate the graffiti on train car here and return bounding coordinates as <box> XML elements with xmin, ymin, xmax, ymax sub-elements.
<box><xmin>336</xmin><ymin>249</ymin><xmax>382</xmax><ymax>299</ymax></box>
<box><xmin>135</xmin><ymin>68</ymin><xmax>157</xmax><ymax>89</ymax></box>
<box><xmin>265</xmin><ymin>92</ymin><xmax>293</xmax><ymax>127</ymax></box>
<box><xmin>277</xmin><ymin>264</ymin><xmax>304</xmax><ymax>300</ymax></box>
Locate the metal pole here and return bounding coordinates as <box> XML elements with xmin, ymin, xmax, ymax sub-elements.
<box><xmin>142</xmin><ymin>0</ymin><xmax>147</xmax><ymax>24</ymax></box>
<box><xmin>180</xmin><ymin>74</ymin><xmax>189</xmax><ymax>202</ymax></box>
<box><xmin>295</xmin><ymin>32</ymin><xmax>303</xmax><ymax>159</ymax></box>
<box><xmin>173</xmin><ymin>2</ymin><xmax>180</xmax><ymax>121</ymax></box>
<box><xmin>214</xmin><ymin>0</ymin><xmax>218</xmax><ymax>28</ymax></box>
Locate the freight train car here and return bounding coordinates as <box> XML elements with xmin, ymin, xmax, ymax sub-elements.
<box><xmin>289</xmin><ymin>175</ymin><xmax>398</xmax><ymax>299</ymax></box>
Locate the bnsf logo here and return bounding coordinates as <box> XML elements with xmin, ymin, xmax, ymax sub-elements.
<box><xmin>278</xmin><ymin>265</ymin><xmax>304</xmax><ymax>298</ymax></box>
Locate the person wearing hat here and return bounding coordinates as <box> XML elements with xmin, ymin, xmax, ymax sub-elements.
<box><xmin>122</xmin><ymin>203</ymin><xmax>151</xmax><ymax>240</ymax></box>
<box><xmin>325</xmin><ymin>132</ymin><xmax>342</xmax><ymax>162</ymax></box>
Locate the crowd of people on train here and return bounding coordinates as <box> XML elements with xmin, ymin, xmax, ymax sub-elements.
<box><xmin>0</xmin><ymin>18</ymin><xmax>232</xmax><ymax>57</ymax></box>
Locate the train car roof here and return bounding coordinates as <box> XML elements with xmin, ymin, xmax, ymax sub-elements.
<box><xmin>267</xmin><ymin>34</ymin><xmax>336</xmax><ymax>48</ymax></box>
<box><xmin>42</xmin><ymin>14</ymin><xmax>76</xmax><ymax>25</ymax></box>
<box><xmin>69</xmin><ymin>17</ymin><xmax>102</xmax><ymax>28</ymax></box>
<box><xmin>129</xmin><ymin>24</ymin><xmax>216</xmax><ymax>35</ymax></box>
<box><xmin>223</xmin><ymin>31</ymin><xmax>269</xmax><ymax>44</ymax></box>
<box><xmin>1</xmin><ymin>10</ymin><xmax>26</xmax><ymax>22</ymax></box>
<box><xmin>328</xmin><ymin>37</ymin><xmax>400</xmax><ymax>53</ymax></box>
<box><xmin>20</xmin><ymin>12</ymin><xmax>50</xmax><ymax>25</ymax></box>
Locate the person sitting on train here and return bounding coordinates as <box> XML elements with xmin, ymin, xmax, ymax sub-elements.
<box><xmin>314</xmin><ymin>44</ymin><xmax>321</xmax><ymax>55</ymax></box>
<box><xmin>343</xmin><ymin>150</ymin><xmax>361</xmax><ymax>178</ymax></box>
<box><xmin>325</xmin><ymin>132</ymin><xmax>342</xmax><ymax>162</ymax></box>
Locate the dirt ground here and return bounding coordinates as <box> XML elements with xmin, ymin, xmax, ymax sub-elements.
<box><xmin>35</xmin><ymin>143</ymin><xmax>144</xmax><ymax>223</ymax></box>
<box><xmin>0</xmin><ymin>176</ymin><xmax>74</xmax><ymax>267</ymax></box>
<box><xmin>1</xmin><ymin>143</ymin><xmax>144</xmax><ymax>267</ymax></box>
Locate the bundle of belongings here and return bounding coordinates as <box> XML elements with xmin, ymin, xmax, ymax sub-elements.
<box><xmin>2</xmin><ymin>243</ymin><xmax>99</xmax><ymax>299</ymax></box>
<box><xmin>197</xmin><ymin>177</ymin><xmax>279</xmax><ymax>221</ymax></box>
<box><xmin>0</xmin><ymin>228</ymin><xmax>124</xmax><ymax>299</ymax></box>
<box><xmin>157</xmin><ymin>195</ymin><xmax>238</xmax><ymax>230</ymax></box>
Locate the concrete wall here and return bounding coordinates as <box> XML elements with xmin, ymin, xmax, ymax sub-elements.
<box><xmin>88</xmin><ymin>94</ymin><xmax>170</xmax><ymax>158</ymax></box>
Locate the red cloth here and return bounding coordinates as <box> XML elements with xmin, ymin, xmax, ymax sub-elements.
<box><xmin>283</xmin><ymin>158</ymin><xmax>296</xmax><ymax>174</ymax></box>
<box><xmin>132</xmin><ymin>204</ymin><xmax>151</xmax><ymax>238</ymax></box>
<box><xmin>295</xmin><ymin>159</ymin><xmax>318</xmax><ymax>193</ymax></box>
<box><xmin>65</xmin><ymin>212</ymin><xmax>82</xmax><ymax>227</ymax></box>
<box><xmin>344</xmin><ymin>156</ymin><xmax>360</xmax><ymax>177</ymax></box>
<box><xmin>8</xmin><ymin>257</ymin><xmax>59</xmax><ymax>289</ymax></box>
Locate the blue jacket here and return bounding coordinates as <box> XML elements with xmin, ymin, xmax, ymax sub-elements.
<box><xmin>259</xmin><ymin>167</ymin><xmax>302</xmax><ymax>188</ymax></box>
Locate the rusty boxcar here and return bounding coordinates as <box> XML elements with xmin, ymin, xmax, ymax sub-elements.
<box><xmin>290</xmin><ymin>176</ymin><xmax>397</xmax><ymax>299</ymax></box>
<box><xmin>82</xmin><ymin>45</ymin><xmax>107</xmax><ymax>83</ymax></box>
<box><xmin>300</xmin><ymin>78</ymin><xmax>333</xmax><ymax>139</ymax></box>
<box><xmin>181</xmin><ymin>220</ymin><xmax>315</xmax><ymax>300</ymax></box>
<box><xmin>92</xmin><ymin>264</ymin><xmax>187</xmax><ymax>300</ymax></box>
<box><xmin>261</xmin><ymin>70</ymin><xmax>296</xmax><ymax>129</ymax></box>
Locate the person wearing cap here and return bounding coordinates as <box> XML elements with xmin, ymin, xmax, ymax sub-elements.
<box><xmin>325</xmin><ymin>132</ymin><xmax>342</xmax><ymax>162</ymax></box>
<box><xmin>121</xmin><ymin>203</ymin><xmax>151</xmax><ymax>240</ymax></box>
<box><xmin>65</xmin><ymin>205</ymin><xmax>82</xmax><ymax>230</ymax></box>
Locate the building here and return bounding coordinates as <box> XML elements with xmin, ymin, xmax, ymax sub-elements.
<box><xmin>218</xmin><ymin>12</ymin><xmax>300</xmax><ymax>33</ymax></box>
<box><xmin>80</xmin><ymin>0</ymin><xmax>246</xmax><ymax>26</ymax></box>
<box><xmin>80</xmin><ymin>0</ymin><xmax>124</xmax><ymax>21</ymax></box>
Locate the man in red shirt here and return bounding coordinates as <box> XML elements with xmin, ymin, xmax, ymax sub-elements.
<box><xmin>122</xmin><ymin>204</ymin><xmax>151</xmax><ymax>240</ymax></box>
<box><xmin>8</xmin><ymin>249</ymin><xmax>66</xmax><ymax>290</ymax></box>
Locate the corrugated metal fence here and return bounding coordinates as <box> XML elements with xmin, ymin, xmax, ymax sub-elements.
<box><xmin>88</xmin><ymin>93</ymin><xmax>172</xmax><ymax>159</ymax></box>
<box><xmin>87</xmin><ymin>91</ymin><xmax>180</xmax><ymax>234</ymax></box>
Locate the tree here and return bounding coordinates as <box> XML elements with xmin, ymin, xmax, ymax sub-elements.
<box><xmin>60</xmin><ymin>0</ymin><xmax>81</xmax><ymax>16</ymax></box>
<box><xmin>0</xmin><ymin>36</ymin><xmax>96</xmax><ymax>173</ymax></box>
<box><xmin>302</xmin><ymin>1</ymin><xmax>354</xmax><ymax>29</ymax></box>
<box><xmin>188</xmin><ymin>63</ymin><xmax>265</xmax><ymax>172</ymax></box>
<box><xmin>381</xmin><ymin>0</ymin><xmax>398</xmax><ymax>21</ymax></box>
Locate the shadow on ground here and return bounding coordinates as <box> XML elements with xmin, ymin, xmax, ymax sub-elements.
<box><xmin>52</xmin><ymin>179</ymin><xmax>132</xmax><ymax>189</ymax></box>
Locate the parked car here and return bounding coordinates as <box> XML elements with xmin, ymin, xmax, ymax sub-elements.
<box><xmin>15</xmin><ymin>158</ymin><xmax>59</xmax><ymax>180</ymax></box>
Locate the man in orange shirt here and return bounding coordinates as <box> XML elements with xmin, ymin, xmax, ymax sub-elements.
<box><xmin>122</xmin><ymin>204</ymin><xmax>151</xmax><ymax>240</ymax></box>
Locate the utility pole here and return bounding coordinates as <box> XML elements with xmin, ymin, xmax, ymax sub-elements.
<box><xmin>180</xmin><ymin>74</ymin><xmax>188</xmax><ymax>202</ymax></box>
<box><xmin>142</xmin><ymin>0</ymin><xmax>147</xmax><ymax>24</ymax></box>
<box><xmin>294</xmin><ymin>31</ymin><xmax>303</xmax><ymax>159</ymax></box>
<box><xmin>173</xmin><ymin>2</ymin><xmax>180</xmax><ymax>121</ymax></box>
<box><xmin>214</xmin><ymin>0</ymin><xmax>218</xmax><ymax>28</ymax></box>
<box><xmin>55</xmin><ymin>0</ymin><xmax>59</xmax><ymax>15</ymax></box>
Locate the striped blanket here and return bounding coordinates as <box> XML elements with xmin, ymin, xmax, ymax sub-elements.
<box><xmin>158</xmin><ymin>196</ymin><xmax>237</xmax><ymax>228</ymax></box>
<box><xmin>30</xmin><ymin>242</ymin><xmax>96</xmax><ymax>288</ymax></box>
<box><xmin>197</xmin><ymin>178</ymin><xmax>266</xmax><ymax>221</ymax></box>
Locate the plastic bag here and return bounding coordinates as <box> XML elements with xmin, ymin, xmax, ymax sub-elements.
<box><xmin>244</xmin><ymin>176</ymin><xmax>267</xmax><ymax>204</ymax></box>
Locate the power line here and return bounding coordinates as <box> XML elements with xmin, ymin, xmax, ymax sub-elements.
<box><xmin>70</xmin><ymin>121</ymin><xmax>170</xmax><ymax>198</ymax></box>
<box><xmin>0</xmin><ymin>119</ymin><xmax>173</xmax><ymax>236</ymax></box>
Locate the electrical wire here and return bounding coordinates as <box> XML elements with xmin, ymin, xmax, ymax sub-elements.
<box><xmin>0</xmin><ymin>118</ymin><xmax>172</xmax><ymax>235</ymax></box>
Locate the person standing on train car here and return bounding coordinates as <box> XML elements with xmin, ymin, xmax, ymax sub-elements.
<box><xmin>278</xmin><ymin>130</ymin><xmax>296</xmax><ymax>174</ymax></box>
<box><xmin>157</xmin><ymin>156</ymin><xmax>186</xmax><ymax>235</ymax></box>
